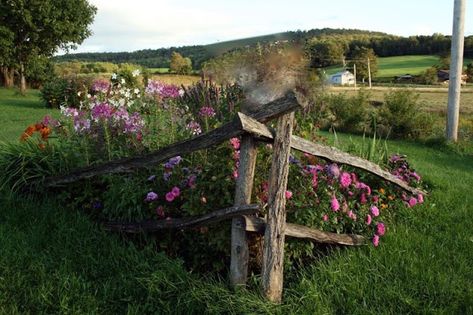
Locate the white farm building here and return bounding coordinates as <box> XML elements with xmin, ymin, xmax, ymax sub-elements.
<box><xmin>329</xmin><ymin>70</ymin><xmax>355</xmax><ymax>86</ymax></box>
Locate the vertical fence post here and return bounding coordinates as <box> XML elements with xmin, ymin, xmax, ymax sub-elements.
<box><xmin>230</xmin><ymin>134</ymin><xmax>258</xmax><ymax>288</ymax></box>
<box><xmin>261</xmin><ymin>112</ymin><xmax>295</xmax><ymax>303</ymax></box>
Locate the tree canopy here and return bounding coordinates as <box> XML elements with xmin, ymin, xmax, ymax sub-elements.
<box><xmin>0</xmin><ymin>0</ymin><xmax>97</xmax><ymax>91</ymax></box>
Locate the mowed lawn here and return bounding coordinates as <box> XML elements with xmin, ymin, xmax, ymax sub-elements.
<box><xmin>0</xmin><ymin>88</ymin><xmax>472</xmax><ymax>313</ymax></box>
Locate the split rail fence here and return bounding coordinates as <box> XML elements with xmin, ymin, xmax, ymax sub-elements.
<box><xmin>37</xmin><ymin>91</ymin><xmax>423</xmax><ymax>303</ymax></box>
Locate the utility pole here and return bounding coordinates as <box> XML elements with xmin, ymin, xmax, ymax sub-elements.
<box><xmin>367</xmin><ymin>58</ymin><xmax>372</xmax><ymax>88</ymax></box>
<box><xmin>447</xmin><ymin>0</ymin><xmax>466</xmax><ymax>142</ymax></box>
<box><xmin>353</xmin><ymin>63</ymin><xmax>357</xmax><ymax>90</ymax></box>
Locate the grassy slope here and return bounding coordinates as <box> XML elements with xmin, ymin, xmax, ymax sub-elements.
<box><xmin>0</xmin><ymin>89</ymin><xmax>472</xmax><ymax>313</ymax></box>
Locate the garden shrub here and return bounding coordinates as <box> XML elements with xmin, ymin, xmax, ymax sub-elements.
<box><xmin>377</xmin><ymin>89</ymin><xmax>433</xmax><ymax>139</ymax></box>
<box><xmin>41</xmin><ymin>76</ymin><xmax>93</xmax><ymax>108</ymax></box>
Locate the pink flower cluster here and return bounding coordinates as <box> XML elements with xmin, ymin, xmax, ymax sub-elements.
<box><xmin>198</xmin><ymin>106</ymin><xmax>216</xmax><ymax>118</ymax></box>
<box><xmin>165</xmin><ymin>186</ymin><xmax>180</xmax><ymax>202</ymax></box>
<box><xmin>186</xmin><ymin>121</ymin><xmax>202</xmax><ymax>135</ymax></box>
<box><xmin>91</xmin><ymin>79</ymin><xmax>110</xmax><ymax>94</ymax></box>
<box><xmin>145</xmin><ymin>80</ymin><xmax>181</xmax><ymax>98</ymax></box>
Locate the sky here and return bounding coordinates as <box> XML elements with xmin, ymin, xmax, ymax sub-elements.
<box><xmin>71</xmin><ymin>0</ymin><xmax>473</xmax><ymax>53</ymax></box>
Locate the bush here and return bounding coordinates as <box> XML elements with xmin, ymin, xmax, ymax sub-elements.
<box><xmin>377</xmin><ymin>90</ymin><xmax>433</xmax><ymax>139</ymax></box>
<box><xmin>40</xmin><ymin>77</ymin><xmax>68</xmax><ymax>108</ymax></box>
<box><xmin>327</xmin><ymin>89</ymin><xmax>372</xmax><ymax>133</ymax></box>
<box><xmin>40</xmin><ymin>76</ymin><xmax>93</xmax><ymax>108</ymax></box>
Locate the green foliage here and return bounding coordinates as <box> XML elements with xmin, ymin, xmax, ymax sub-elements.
<box><xmin>466</xmin><ymin>62</ymin><xmax>473</xmax><ymax>83</ymax></box>
<box><xmin>418</xmin><ymin>66</ymin><xmax>438</xmax><ymax>85</ymax></box>
<box><xmin>40</xmin><ymin>76</ymin><xmax>92</xmax><ymax>108</ymax></box>
<box><xmin>307</xmin><ymin>38</ymin><xmax>346</xmax><ymax>68</ymax></box>
<box><xmin>378</xmin><ymin>90</ymin><xmax>433</xmax><ymax>139</ymax></box>
<box><xmin>351</xmin><ymin>47</ymin><xmax>378</xmax><ymax>81</ymax></box>
<box><xmin>327</xmin><ymin>90</ymin><xmax>372</xmax><ymax>133</ymax></box>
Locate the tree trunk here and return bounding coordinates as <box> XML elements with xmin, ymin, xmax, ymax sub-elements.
<box><xmin>20</xmin><ymin>63</ymin><xmax>27</xmax><ymax>94</ymax></box>
<box><xmin>1</xmin><ymin>67</ymin><xmax>14</xmax><ymax>88</ymax></box>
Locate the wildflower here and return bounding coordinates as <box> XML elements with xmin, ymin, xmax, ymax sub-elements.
<box><xmin>372</xmin><ymin>195</ymin><xmax>379</xmax><ymax>203</ymax></box>
<box><xmin>145</xmin><ymin>191</ymin><xmax>158</xmax><ymax>202</ymax></box>
<box><xmin>91</xmin><ymin>102</ymin><xmax>114</xmax><ymax>121</ymax></box>
<box><xmin>370</xmin><ymin>205</ymin><xmax>380</xmax><ymax>217</ymax></box>
<box><xmin>188</xmin><ymin>175</ymin><xmax>197</xmax><ymax>188</ymax></box>
<box><xmin>339</xmin><ymin>172</ymin><xmax>352</xmax><ymax>188</ymax></box>
<box><xmin>327</xmin><ymin>164</ymin><xmax>340</xmax><ymax>178</ymax></box>
<box><xmin>365</xmin><ymin>214</ymin><xmax>372</xmax><ymax>225</ymax></box>
<box><xmin>91</xmin><ymin>79</ymin><xmax>110</xmax><ymax>93</ymax></box>
<box><xmin>145</xmin><ymin>80</ymin><xmax>181</xmax><ymax>98</ymax></box>
<box><xmin>372</xmin><ymin>234</ymin><xmax>380</xmax><ymax>247</ymax></box>
<box><xmin>381</xmin><ymin>203</ymin><xmax>388</xmax><ymax>209</ymax></box>
<box><xmin>230</xmin><ymin>137</ymin><xmax>240</xmax><ymax>150</ymax></box>
<box><xmin>163</xmin><ymin>172</ymin><xmax>172</xmax><ymax>181</ymax></box>
<box><xmin>171</xmin><ymin>186</ymin><xmax>180</xmax><ymax>198</ymax></box>
<box><xmin>186</xmin><ymin>121</ymin><xmax>202</xmax><ymax>135</ymax></box>
<box><xmin>411</xmin><ymin>172</ymin><xmax>421</xmax><ymax>182</ymax></box>
<box><xmin>323</xmin><ymin>214</ymin><xmax>329</xmax><ymax>222</ymax></box>
<box><xmin>408</xmin><ymin>197</ymin><xmax>417</xmax><ymax>207</ymax></box>
<box><xmin>360</xmin><ymin>193</ymin><xmax>367</xmax><ymax>204</ymax></box>
<box><xmin>165</xmin><ymin>192</ymin><xmax>175</xmax><ymax>202</ymax></box>
<box><xmin>132</xmin><ymin>69</ymin><xmax>140</xmax><ymax>77</ymax></box>
<box><xmin>348</xmin><ymin>210</ymin><xmax>357</xmax><ymax>220</ymax></box>
<box><xmin>417</xmin><ymin>194</ymin><xmax>424</xmax><ymax>204</ymax></box>
<box><xmin>199</xmin><ymin>106</ymin><xmax>216</xmax><ymax>118</ymax></box>
<box><xmin>379</xmin><ymin>188</ymin><xmax>385</xmax><ymax>195</ymax></box>
<box><xmin>376</xmin><ymin>222</ymin><xmax>386</xmax><ymax>236</ymax></box>
<box><xmin>330</xmin><ymin>196</ymin><xmax>340</xmax><ymax>212</ymax></box>
<box><xmin>285</xmin><ymin>191</ymin><xmax>293</xmax><ymax>199</ymax></box>
<box><xmin>111</xmin><ymin>73</ymin><xmax>117</xmax><ymax>80</ymax></box>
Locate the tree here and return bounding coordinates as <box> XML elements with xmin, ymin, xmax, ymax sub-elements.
<box><xmin>0</xmin><ymin>26</ymin><xmax>15</xmax><ymax>88</ymax></box>
<box><xmin>351</xmin><ymin>47</ymin><xmax>378</xmax><ymax>82</ymax></box>
<box><xmin>307</xmin><ymin>39</ymin><xmax>345</xmax><ymax>68</ymax></box>
<box><xmin>169</xmin><ymin>52</ymin><xmax>192</xmax><ymax>74</ymax></box>
<box><xmin>0</xmin><ymin>0</ymin><xmax>97</xmax><ymax>93</ymax></box>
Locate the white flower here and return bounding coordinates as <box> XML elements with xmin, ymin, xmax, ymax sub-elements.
<box><xmin>134</xmin><ymin>88</ymin><xmax>140</xmax><ymax>94</ymax></box>
<box><xmin>121</xmin><ymin>78</ymin><xmax>125</xmax><ymax>84</ymax></box>
<box><xmin>132</xmin><ymin>69</ymin><xmax>140</xmax><ymax>77</ymax></box>
<box><xmin>111</xmin><ymin>73</ymin><xmax>117</xmax><ymax>80</ymax></box>
<box><xmin>77</xmin><ymin>91</ymin><xmax>82</xmax><ymax>96</ymax></box>
<box><xmin>87</xmin><ymin>94</ymin><xmax>91</xmax><ymax>99</ymax></box>
<box><xmin>179</xmin><ymin>89</ymin><xmax>184</xmax><ymax>97</ymax></box>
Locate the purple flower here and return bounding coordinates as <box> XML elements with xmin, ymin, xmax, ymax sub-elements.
<box><xmin>164</xmin><ymin>156</ymin><xmax>182</xmax><ymax>169</ymax></box>
<box><xmin>171</xmin><ymin>186</ymin><xmax>180</xmax><ymax>197</ymax></box>
<box><xmin>91</xmin><ymin>102</ymin><xmax>114</xmax><ymax>121</ymax></box>
<box><xmin>339</xmin><ymin>172</ymin><xmax>352</xmax><ymax>188</ymax></box>
<box><xmin>199</xmin><ymin>106</ymin><xmax>216</xmax><ymax>118</ymax></box>
<box><xmin>145</xmin><ymin>191</ymin><xmax>158</xmax><ymax>202</ymax></box>
<box><xmin>376</xmin><ymin>222</ymin><xmax>386</xmax><ymax>236</ymax></box>
<box><xmin>408</xmin><ymin>197</ymin><xmax>417</xmax><ymax>207</ymax></box>
<box><xmin>230</xmin><ymin>138</ymin><xmax>240</xmax><ymax>150</ymax></box>
<box><xmin>147</xmin><ymin>175</ymin><xmax>156</xmax><ymax>181</ymax></box>
<box><xmin>365</xmin><ymin>214</ymin><xmax>372</xmax><ymax>225</ymax></box>
<box><xmin>188</xmin><ymin>175</ymin><xmax>197</xmax><ymax>188</ymax></box>
<box><xmin>163</xmin><ymin>172</ymin><xmax>172</xmax><ymax>181</ymax></box>
<box><xmin>327</xmin><ymin>164</ymin><xmax>340</xmax><ymax>178</ymax></box>
<box><xmin>145</xmin><ymin>80</ymin><xmax>180</xmax><ymax>98</ymax></box>
<box><xmin>417</xmin><ymin>194</ymin><xmax>424</xmax><ymax>204</ymax></box>
<box><xmin>91</xmin><ymin>79</ymin><xmax>110</xmax><ymax>93</ymax></box>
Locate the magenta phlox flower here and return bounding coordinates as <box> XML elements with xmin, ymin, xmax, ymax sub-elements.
<box><xmin>171</xmin><ymin>186</ymin><xmax>180</xmax><ymax>198</ymax></box>
<box><xmin>91</xmin><ymin>102</ymin><xmax>114</xmax><ymax>121</ymax></box>
<box><xmin>372</xmin><ymin>234</ymin><xmax>380</xmax><ymax>247</ymax></box>
<box><xmin>348</xmin><ymin>210</ymin><xmax>357</xmax><ymax>220</ymax></box>
<box><xmin>356</xmin><ymin>182</ymin><xmax>372</xmax><ymax>195</ymax></box>
<box><xmin>365</xmin><ymin>214</ymin><xmax>372</xmax><ymax>225</ymax></box>
<box><xmin>327</xmin><ymin>163</ymin><xmax>340</xmax><ymax>178</ymax></box>
<box><xmin>417</xmin><ymin>194</ymin><xmax>424</xmax><ymax>204</ymax></box>
<box><xmin>145</xmin><ymin>80</ymin><xmax>180</xmax><ymax>98</ymax></box>
<box><xmin>156</xmin><ymin>206</ymin><xmax>165</xmax><ymax>218</ymax></box>
<box><xmin>339</xmin><ymin>172</ymin><xmax>352</xmax><ymax>188</ymax></box>
<box><xmin>199</xmin><ymin>106</ymin><xmax>216</xmax><ymax>118</ymax></box>
<box><xmin>376</xmin><ymin>222</ymin><xmax>386</xmax><ymax>236</ymax></box>
<box><xmin>285</xmin><ymin>190</ymin><xmax>293</xmax><ymax>199</ymax></box>
<box><xmin>145</xmin><ymin>191</ymin><xmax>158</xmax><ymax>202</ymax></box>
<box><xmin>165</xmin><ymin>192</ymin><xmax>175</xmax><ymax>202</ymax></box>
<box><xmin>73</xmin><ymin>117</ymin><xmax>91</xmax><ymax>133</ymax></box>
<box><xmin>370</xmin><ymin>205</ymin><xmax>380</xmax><ymax>217</ymax></box>
<box><xmin>230</xmin><ymin>138</ymin><xmax>240</xmax><ymax>150</ymax></box>
<box><xmin>323</xmin><ymin>214</ymin><xmax>329</xmax><ymax>222</ymax></box>
<box><xmin>408</xmin><ymin>197</ymin><xmax>417</xmax><ymax>207</ymax></box>
<box><xmin>62</xmin><ymin>107</ymin><xmax>79</xmax><ymax>118</ymax></box>
<box><xmin>360</xmin><ymin>193</ymin><xmax>367</xmax><ymax>204</ymax></box>
<box><xmin>330</xmin><ymin>196</ymin><xmax>340</xmax><ymax>212</ymax></box>
<box><xmin>91</xmin><ymin>79</ymin><xmax>110</xmax><ymax>93</ymax></box>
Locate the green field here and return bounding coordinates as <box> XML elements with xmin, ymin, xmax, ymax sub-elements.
<box><xmin>325</xmin><ymin>55</ymin><xmax>473</xmax><ymax>79</ymax></box>
<box><xmin>1</xmin><ymin>89</ymin><xmax>472</xmax><ymax>313</ymax></box>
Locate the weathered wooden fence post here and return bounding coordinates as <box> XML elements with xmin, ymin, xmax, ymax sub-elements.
<box><xmin>261</xmin><ymin>112</ymin><xmax>295</xmax><ymax>303</ymax></box>
<box><xmin>230</xmin><ymin>134</ymin><xmax>258</xmax><ymax>287</ymax></box>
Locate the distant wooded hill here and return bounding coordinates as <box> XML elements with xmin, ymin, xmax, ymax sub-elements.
<box><xmin>53</xmin><ymin>28</ymin><xmax>473</xmax><ymax>69</ymax></box>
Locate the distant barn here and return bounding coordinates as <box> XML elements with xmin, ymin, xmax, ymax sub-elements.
<box><xmin>329</xmin><ymin>70</ymin><xmax>355</xmax><ymax>86</ymax></box>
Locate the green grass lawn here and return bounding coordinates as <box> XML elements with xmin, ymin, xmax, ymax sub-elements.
<box><xmin>325</xmin><ymin>55</ymin><xmax>473</xmax><ymax>79</ymax></box>
<box><xmin>0</xmin><ymin>89</ymin><xmax>472</xmax><ymax>313</ymax></box>
<box><xmin>0</xmin><ymin>88</ymin><xmax>59</xmax><ymax>142</ymax></box>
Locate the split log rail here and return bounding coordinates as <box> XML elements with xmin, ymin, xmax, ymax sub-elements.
<box><xmin>37</xmin><ymin>91</ymin><xmax>423</xmax><ymax>303</ymax></box>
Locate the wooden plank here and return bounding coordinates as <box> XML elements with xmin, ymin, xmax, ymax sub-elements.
<box><xmin>261</xmin><ymin>112</ymin><xmax>294</xmax><ymax>303</ymax></box>
<box><xmin>230</xmin><ymin>135</ymin><xmax>258</xmax><ymax>288</ymax></box>
<box><xmin>38</xmin><ymin>92</ymin><xmax>302</xmax><ymax>188</ymax></box>
<box><xmin>103</xmin><ymin>204</ymin><xmax>259</xmax><ymax>233</ymax></box>
<box><xmin>238</xmin><ymin>112</ymin><xmax>426</xmax><ymax>196</ymax></box>
<box><xmin>243</xmin><ymin>216</ymin><xmax>366</xmax><ymax>246</ymax></box>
